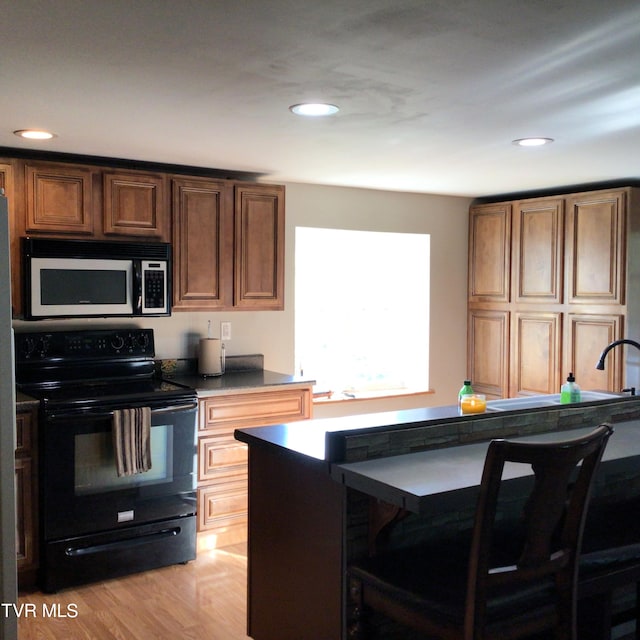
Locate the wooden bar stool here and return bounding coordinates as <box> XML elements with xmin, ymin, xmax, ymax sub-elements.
<box><xmin>348</xmin><ymin>424</ymin><xmax>614</xmax><ymax>640</ymax></box>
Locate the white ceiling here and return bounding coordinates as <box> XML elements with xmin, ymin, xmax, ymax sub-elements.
<box><xmin>1</xmin><ymin>0</ymin><xmax>639</xmax><ymax>198</ymax></box>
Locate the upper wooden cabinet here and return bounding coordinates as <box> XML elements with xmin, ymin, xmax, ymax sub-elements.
<box><xmin>468</xmin><ymin>202</ymin><xmax>511</xmax><ymax>302</ymax></box>
<box><xmin>512</xmin><ymin>198</ymin><xmax>564</xmax><ymax>304</ymax></box>
<box><xmin>103</xmin><ymin>171</ymin><xmax>168</xmax><ymax>238</ymax></box>
<box><xmin>25</xmin><ymin>162</ymin><xmax>94</xmax><ymax>235</ymax></box>
<box><xmin>2</xmin><ymin>153</ymin><xmax>285</xmax><ymax>317</ymax></box>
<box><xmin>23</xmin><ymin>161</ymin><xmax>170</xmax><ymax>240</ymax></box>
<box><xmin>172</xmin><ymin>180</ymin><xmax>285</xmax><ymax>312</ymax></box>
<box><xmin>234</xmin><ymin>184</ymin><xmax>285</xmax><ymax>310</ymax></box>
<box><xmin>565</xmin><ymin>190</ymin><xmax>626</xmax><ymax>305</ymax></box>
<box><xmin>0</xmin><ymin>161</ymin><xmax>16</xmax><ymax>204</ymax></box>
<box><xmin>172</xmin><ymin>177</ymin><xmax>233</xmax><ymax>311</ymax></box>
<box><xmin>0</xmin><ymin>161</ymin><xmax>20</xmax><ymax>316</ymax></box>
<box><xmin>468</xmin><ymin>187</ymin><xmax>638</xmax><ymax>398</ymax></box>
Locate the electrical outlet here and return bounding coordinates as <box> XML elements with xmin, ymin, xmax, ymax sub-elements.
<box><xmin>220</xmin><ymin>321</ymin><xmax>232</xmax><ymax>341</ymax></box>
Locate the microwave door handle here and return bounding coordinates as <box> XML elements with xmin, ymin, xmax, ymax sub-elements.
<box><xmin>133</xmin><ymin>260</ymin><xmax>143</xmax><ymax>313</ymax></box>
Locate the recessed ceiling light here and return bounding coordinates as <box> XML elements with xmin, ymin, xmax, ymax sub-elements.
<box><xmin>289</xmin><ymin>103</ymin><xmax>340</xmax><ymax>117</ymax></box>
<box><xmin>13</xmin><ymin>129</ymin><xmax>56</xmax><ymax>140</ymax></box>
<box><xmin>512</xmin><ymin>137</ymin><xmax>554</xmax><ymax>147</ymax></box>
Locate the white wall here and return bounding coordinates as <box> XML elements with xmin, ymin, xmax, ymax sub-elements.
<box><xmin>14</xmin><ymin>181</ymin><xmax>472</xmax><ymax>417</ymax></box>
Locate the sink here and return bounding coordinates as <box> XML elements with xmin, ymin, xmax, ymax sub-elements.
<box><xmin>486</xmin><ymin>391</ymin><xmax>624</xmax><ymax>412</ymax></box>
<box><xmin>486</xmin><ymin>396</ymin><xmax>559</xmax><ymax>411</ymax></box>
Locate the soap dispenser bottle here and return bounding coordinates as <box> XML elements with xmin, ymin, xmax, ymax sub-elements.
<box><xmin>560</xmin><ymin>373</ymin><xmax>581</xmax><ymax>404</ymax></box>
<box><xmin>458</xmin><ymin>380</ymin><xmax>473</xmax><ymax>408</ymax></box>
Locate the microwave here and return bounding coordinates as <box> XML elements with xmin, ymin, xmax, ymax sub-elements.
<box><xmin>23</xmin><ymin>238</ymin><xmax>171</xmax><ymax>320</ymax></box>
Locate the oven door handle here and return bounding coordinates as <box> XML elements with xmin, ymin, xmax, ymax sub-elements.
<box><xmin>150</xmin><ymin>402</ymin><xmax>197</xmax><ymax>414</ymax></box>
<box><xmin>46</xmin><ymin>401</ymin><xmax>197</xmax><ymax>421</ymax></box>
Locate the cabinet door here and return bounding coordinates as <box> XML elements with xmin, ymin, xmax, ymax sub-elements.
<box><xmin>0</xmin><ymin>163</ymin><xmax>13</xmax><ymax>195</ymax></box>
<box><xmin>468</xmin><ymin>203</ymin><xmax>511</xmax><ymax>302</ymax></box>
<box><xmin>234</xmin><ymin>184</ymin><xmax>285</xmax><ymax>310</ymax></box>
<box><xmin>513</xmin><ymin>198</ymin><xmax>563</xmax><ymax>303</ymax></box>
<box><xmin>15</xmin><ymin>457</ymin><xmax>35</xmax><ymax>571</ymax></box>
<box><xmin>25</xmin><ymin>162</ymin><xmax>94</xmax><ymax>234</ymax></box>
<box><xmin>565</xmin><ymin>190</ymin><xmax>626</xmax><ymax>304</ymax></box>
<box><xmin>103</xmin><ymin>171</ymin><xmax>167</xmax><ymax>238</ymax></box>
<box><xmin>511</xmin><ymin>311</ymin><xmax>561</xmax><ymax>396</ymax></box>
<box><xmin>15</xmin><ymin>408</ymin><xmax>38</xmax><ymax>581</ymax></box>
<box><xmin>172</xmin><ymin>178</ymin><xmax>233</xmax><ymax>310</ymax></box>
<box><xmin>0</xmin><ymin>161</ymin><xmax>21</xmax><ymax>316</ymax></box>
<box><xmin>564</xmin><ymin>314</ymin><xmax>623</xmax><ymax>392</ymax></box>
<box><xmin>467</xmin><ymin>309</ymin><xmax>510</xmax><ymax>398</ymax></box>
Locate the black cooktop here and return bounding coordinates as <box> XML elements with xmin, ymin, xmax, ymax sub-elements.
<box><xmin>14</xmin><ymin>328</ymin><xmax>196</xmax><ymax>410</ymax></box>
<box><xmin>22</xmin><ymin>378</ymin><xmax>194</xmax><ymax>405</ymax></box>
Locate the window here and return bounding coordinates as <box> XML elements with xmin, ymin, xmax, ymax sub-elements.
<box><xmin>295</xmin><ymin>227</ymin><xmax>430</xmax><ymax>399</ymax></box>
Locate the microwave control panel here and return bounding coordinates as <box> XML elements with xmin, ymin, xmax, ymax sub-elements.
<box><xmin>142</xmin><ymin>261</ymin><xmax>167</xmax><ymax>313</ymax></box>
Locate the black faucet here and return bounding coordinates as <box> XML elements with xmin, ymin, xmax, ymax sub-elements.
<box><xmin>595</xmin><ymin>338</ymin><xmax>640</xmax><ymax>395</ymax></box>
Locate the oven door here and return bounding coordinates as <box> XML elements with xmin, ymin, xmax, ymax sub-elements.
<box><xmin>40</xmin><ymin>398</ymin><xmax>197</xmax><ymax>541</ymax></box>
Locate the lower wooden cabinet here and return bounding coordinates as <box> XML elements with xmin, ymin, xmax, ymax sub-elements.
<box><xmin>197</xmin><ymin>385</ymin><xmax>313</xmax><ymax>548</ymax></box>
<box><xmin>15</xmin><ymin>406</ymin><xmax>38</xmax><ymax>587</ymax></box>
<box><xmin>467</xmin><ymin>309</ymin><xmax>509</xmax><ymax>399</ymax></box>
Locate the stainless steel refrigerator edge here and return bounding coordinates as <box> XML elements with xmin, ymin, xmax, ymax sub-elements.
<box><xmin>0</xmin><ymin>191</ymin><xmax>17</xmax><ymax>640</ymax></box>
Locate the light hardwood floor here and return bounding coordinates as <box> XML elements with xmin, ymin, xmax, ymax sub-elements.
<box><xmin>17</xmin><ymin>543</ymin><xmax>251</xmax><ymax>639</ymax></box>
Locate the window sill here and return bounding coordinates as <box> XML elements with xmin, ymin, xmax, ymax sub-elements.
<box><xmin>313</xmin><ymin>388</ymin><xmax>434</xmax><ymax>404</ymax></box>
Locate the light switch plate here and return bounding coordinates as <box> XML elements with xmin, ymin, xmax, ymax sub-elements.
<box><xmin>220</xmin><ymin>321</ymin><xmax>232</xmax><ymax>341</ymax></box>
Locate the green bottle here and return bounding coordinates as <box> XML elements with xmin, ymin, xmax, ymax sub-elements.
<box><xmin>560</xmin><ymin>373</ymin><xmax>581</xmax><ymax>404</ymax></box>
<box><xmin>458</xmin><ymin>380</ymin><xmax>474</xmax><ymax>408</ymax></box>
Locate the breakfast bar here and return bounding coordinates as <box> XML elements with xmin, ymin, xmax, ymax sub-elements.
<box><xmin>235</xmin><ymin>393</ymin><xmax>640</xmax><ymax>640</ymax></box>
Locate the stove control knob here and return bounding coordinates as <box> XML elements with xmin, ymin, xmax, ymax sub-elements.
<box><xmin>124</xmin><ymin>334</ymin><xmax>137</xmax><ymax>351</ymax></box>
<box><xmin>21</xmin><ymin>336</ymin><xmax>37</xmax><ymax>358</ymax></box>
<box><xmin>111</xmin><ymin>335</ymin><xmax>125</xmax><ymax>352</ymax></box>
<box><xmin>136</xmin><ymin>332</ymin><xmax>150</xmax><ymax>349</ymax></box>
<box><xmin>35</xmin><ymin>336</ymin><xmax>50</xmax><ymax>358</ymax></box>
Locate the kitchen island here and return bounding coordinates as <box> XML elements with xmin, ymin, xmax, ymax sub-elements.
<box><xmin>235</xmin><ymin>393</ymin><xmax>640</xmax><ymax>640</ymax></box>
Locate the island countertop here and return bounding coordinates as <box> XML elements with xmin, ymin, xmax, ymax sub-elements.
<box><xmin>330</xmin><ymin>421</ymin><xmax>640</xmax><ymax>513</ymax></box>
<box><xmin>234</xmin><ymin>392</ymin><xmax>640</xmax><ymax>463</ymax></box>
<box><xmin>234</xmin><ymin>403</ymin><xmax>463</xmax><ymax>461</ymax></box>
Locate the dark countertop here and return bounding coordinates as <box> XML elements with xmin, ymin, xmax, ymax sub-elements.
<box><xmin>170</xmin><ymin>369</ymin><xmax>315</xmax><ymax>397</ymax></box>
<box><xmin>16</xmin><ymin>390</ymin><xmax>39</xmax><ymax>410</ymax></box>
<box><xmin>330</xmin><ymin>422</ymin><xmax>640</xmax><ymax>513</ymax></box>
<box><xmin>234</xmin><ymin>392</ymin><xmax>640</xmax><ymax>462</ymax></box>
<box><xmin>234</xmin><ymin>403</ymin><xmax>477</xmax><ymax>461</ymax></box>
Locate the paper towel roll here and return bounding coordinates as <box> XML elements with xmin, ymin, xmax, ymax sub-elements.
<box><xmin>199</xmin><ymin>338</ymin><xmax>223</xmax><ymax>376</ymax></box>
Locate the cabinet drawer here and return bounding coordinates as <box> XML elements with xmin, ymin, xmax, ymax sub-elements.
<box><xmin>200</xmin><ymin>386</ymin><xmax>312</xmax><ymax>432</ymax></box>
<box><xmin>198</xmin><ymin>436</ymin><xmax>247</xmax><ymax>481</ymax></box>
<box><xmin>198</xmin><ymin>481</ymin><xmax>248</xmax><ymax>531</ymax></box>
<box><xmin>15</xmin><ymin>411</ymin><xmax>34</xmax><ymax>457</ymax></box>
